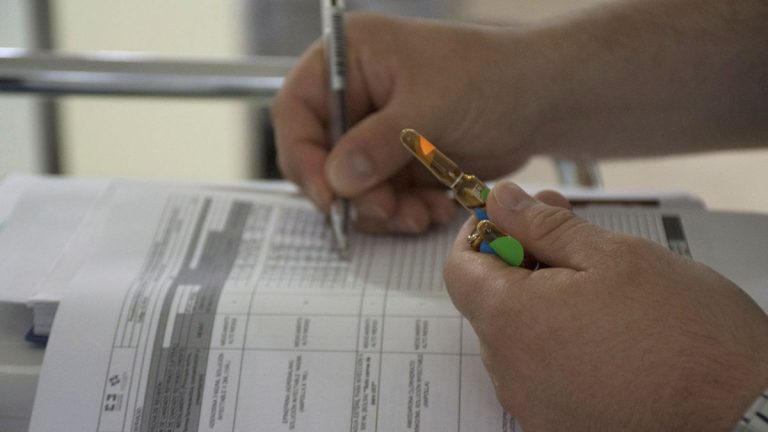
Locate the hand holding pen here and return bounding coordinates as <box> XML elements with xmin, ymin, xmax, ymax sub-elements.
<box><xmin>272</xmin><ymin>15</ymin><xmax>524</xmax><ymax>235</ymax></box>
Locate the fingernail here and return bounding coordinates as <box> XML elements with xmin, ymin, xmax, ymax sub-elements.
<box><xmin>328</xmin><ymin>150</ymin><xmax>374</xmax><ymax>190</ymax></box>
<box><xmin>493</xmin><ymin>181</ymin><xmax>535</xmax><ymax>211</ymax></box>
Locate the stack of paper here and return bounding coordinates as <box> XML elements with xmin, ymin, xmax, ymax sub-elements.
<box><xmin>0</xmin><ymin>176</ymin><xmax>108</xmax><ymax>338</ymax></box>
<box><xmin>0</xmin><ymin>177</ymin><xmax>760</xmax><ymax>431</ymax></box>
<box><xmin>0</xmin><ymin>175</ymin><xmax>299</xmax><ymax>339</ymax></box>
<box><xmin>0</xmin><ymin>175</ymin><xmax>708</xmax><ymax>341</ymax></box>
<box><xmin>2</xmin><ymin>175</ymin><xmax>767</xmax><ymax>430</ymax></box>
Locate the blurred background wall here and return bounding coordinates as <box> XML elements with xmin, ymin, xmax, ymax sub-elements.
<box><xmin>53</xmin><ymin>0</ymin><xmax>251</xmax><ymax>181</ymax></box>
<box><xmin>0</xmin><ymin>0</ymin><xmax>47</xmax><ymax>174</ymax></box>
<box><xmin>2</xmin><ymin>0</ymin><xmax>767</xmax><ymax>212</ymax></box>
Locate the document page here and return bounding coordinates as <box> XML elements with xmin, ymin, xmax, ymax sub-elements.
<box><xmin>29</xmin><ymin>183</ymin><xmax>767</xmax><ymax>432</ymax></box>
<box><xmin>0</xmin><ymin>176</ymin><xmax>107</xmax><ymax>304</ymax></box>
<box><xmin>30</xmin><ymin>184</ymin><xmax>510</xmax><ymax>432</ymax></box>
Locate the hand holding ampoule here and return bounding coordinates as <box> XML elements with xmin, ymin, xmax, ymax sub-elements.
<box><xmin>400</xmin><ymin>129</ymin><xmax>539</xmax><ymax>269</ymax></box>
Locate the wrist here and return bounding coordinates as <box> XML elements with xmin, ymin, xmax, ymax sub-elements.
<box><xmin>476</xmin><ymin>26</ymin><xmax>560</xmax><ymax>161</ymax></box>
<box><xmin>486</xmin><ymin>19</ymin><xmax>604</xmax><ymax>160</ymax></box>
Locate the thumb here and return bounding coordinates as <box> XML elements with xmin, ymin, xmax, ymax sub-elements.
<box><xmin>486</xmin><ymin>181</ymin><xmax>613</xmax><ymax>270</ymax></box>
<box><xmin>324</xmin><ymin>108</ymin><xmax>411</xmax><ymax>198</ymax></box>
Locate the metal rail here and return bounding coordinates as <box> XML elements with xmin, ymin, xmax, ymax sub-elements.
<box><xmin>555</xmin><ymin>158</ymin><xmax>603</xmax><ymax>188</ymax></box>
<box><xmin>0</xmin><ymin>49</ymin><xmax>293</xmax><ymax>98</ymax></box>
<box><xmin>0</xmin><ymin>48</ymin><xmax>602</xmax><ymax>187</ymax></box>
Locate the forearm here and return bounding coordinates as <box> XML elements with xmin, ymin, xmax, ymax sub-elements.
<box><xmin>513</xmin><ymin>0</ymin><xmax>768</xmax><ymax>158</ymax></box>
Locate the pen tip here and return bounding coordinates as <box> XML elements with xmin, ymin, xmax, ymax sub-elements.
<box><xmin>334</xmin><ymin>234</ymin><xmax>350</xmax><ymax>259</ymax></box>
<box><xmin>338</xmin><ymin>247</ymin><xmax>350</xmax><ymax>260</ymax></box>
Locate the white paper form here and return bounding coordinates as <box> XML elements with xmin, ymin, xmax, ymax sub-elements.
<box><xmin>0</xmin><ymin>175</ymin><xmax>108</xmax><ymax>304</ymax></box>
<box><xmin>30</xmin><ymin>183</ymin><xmax>510</xmax><ymax>432</ymax></box>
<box><xmin>29</xmin><ymin>183</ymin><xmax>768</xmax><ymax>432</ymax></box>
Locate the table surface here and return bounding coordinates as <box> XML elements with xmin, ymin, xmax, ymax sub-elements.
<box><xmin>1</xmin><ymin>180</ymin><xmax>42</xmax><ymax>431</ymax></box>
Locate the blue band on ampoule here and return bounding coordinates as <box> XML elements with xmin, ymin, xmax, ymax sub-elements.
<box><xmin>474</xmin><ymin>208</ymin><xmax>488</xmax><ymax>221</ymax></box>
<box><xmin>479</xmin><ymin>241</ymin><xmax>496</xmax><ymax>255</ymax></box>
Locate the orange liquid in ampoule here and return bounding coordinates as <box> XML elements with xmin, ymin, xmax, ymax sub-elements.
<box><xmin>400</xmin><ymin>129</ymin><xmax>488</xmax><ymax>210</ymax></box>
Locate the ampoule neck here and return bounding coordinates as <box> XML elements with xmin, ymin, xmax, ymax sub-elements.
<box><xmin>452</xmin><ymin>174</ymin><xmax>488</xmax><ymax>210</ymax></box>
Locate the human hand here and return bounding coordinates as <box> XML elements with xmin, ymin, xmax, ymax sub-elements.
<box><xmin>273</xmin><ymin>14</ymin><xmax>539</xmax><ymax>234</ymax></box>
<box><xmin>445</xmin><ymin>181</ymin><xmax>768</xmax><ymax>431</ymax></box>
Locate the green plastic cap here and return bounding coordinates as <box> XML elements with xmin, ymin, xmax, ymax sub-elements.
<box><xmin>489</xmin><ymin>237</ymin><xmax>525</xmax><ymax>267</ymax></box>
<box><xmin>480</xmin><ymin>187</ymin><xmax>490</xmax><ymax>202</ymax></box>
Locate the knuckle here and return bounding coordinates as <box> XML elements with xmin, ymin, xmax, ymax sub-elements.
<box><xmin>597</xmin><ymin>234</ymin><xmax>652</xmax><ymax>271</ymax></box>
<box><xmin>526</xmin><ymin>206</ymin><xmax>585</xmax><ymax>246</ymax></box>
<box><xmin>275</xmin><ymin>150</ymin><xmax>291</xmax><ymax>178</ymax></box>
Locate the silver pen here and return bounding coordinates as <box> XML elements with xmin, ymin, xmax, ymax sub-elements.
<box><xmin>321</xmin><ymin>0</ymin><xmax>350</xmax><ymax>257</ymax></box>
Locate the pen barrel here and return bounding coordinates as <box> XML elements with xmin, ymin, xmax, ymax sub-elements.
<box><xmin>327</xmin><ymin>89</ymin><xmax>348</xmax><ymax>143</ymax></box>
<box><xmin>322</xmin><ymin>0</ymin><xmax>348</xmax><ymax>143</ymax></box>
<box><xmin>322</xmin><ymin>2</ymin><xmax>347</xmax><ymax>92</ymax></box>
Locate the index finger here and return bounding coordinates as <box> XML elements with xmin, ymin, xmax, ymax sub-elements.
<box><xmin>272</xmin><ymin>41</ymin><xmax>334</xmax><ymax>210</ymax></box>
